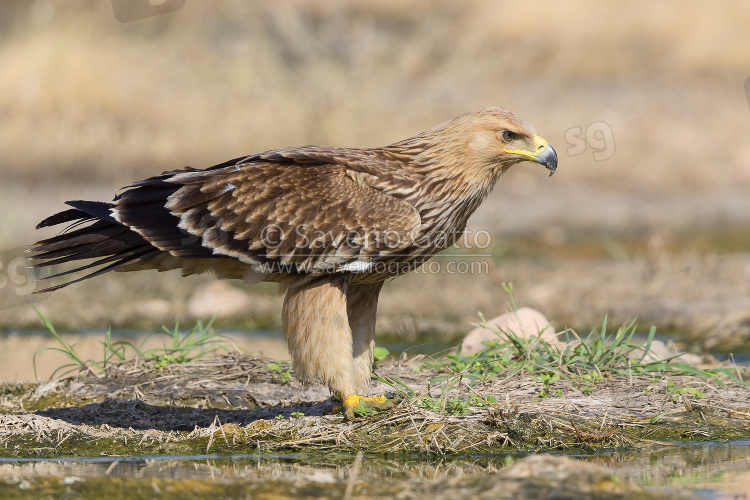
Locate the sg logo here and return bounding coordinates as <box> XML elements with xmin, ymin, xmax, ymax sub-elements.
<box><xmin>564</xmin><ymin>121</ymin><xmax>615</xmax><ymax>161</ymax></box>
<box><xmin>0</xmin><ymin>247</ymin><xmax>49</xmax><ymax>311</ymax></box>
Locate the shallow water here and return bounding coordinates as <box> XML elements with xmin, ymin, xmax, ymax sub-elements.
<box><xmin>590</xmin><ymin>440</ymin><xmax>750</xmax><ymax>498</ymax></box>
<box><xmin>4</xmin><ymin>328</ymin><xmax>749</xmax><ymax>382</ymax></box>
<box><xmin>2</xmin><ymin>442</ymin><xmax>750</xmax><ymax>498</ymax></box>
<box><xmin>0</xmin><ymin>328</ymin><xmax>467</xmax><ymax>382</ymax></box>
<box><xmin>0</xmin><ymin>329</ymin><xmax>291</xmax><ymax>382</ymax></box>
<box><xmin>3</xmin><ymin>330</ymin><xmax>750</xmax><ymax>498</ymax></box>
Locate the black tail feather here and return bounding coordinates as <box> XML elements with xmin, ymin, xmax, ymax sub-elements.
<box><xmin>31</xmin><ymin>167</ymin><xmax>232</xmax><ymax>291</ymax></box>
<box><xmin>36</xmin><ymin>208</ymin><xmax>91</xmax><ymax>230</ymax></box>
<box><xmin>38</xmin><ymin>248</ymin><xmax>160</xmax><ymax>293</ymax></box>
<box><xmin>30</xmin><ymin>201</ymin><xmax>161</xmax><ymax>293</ymax></box>
<box><xmin>65</xmin><ymin>200</ymin><xmax>119</xmax><ymax>224</ymax></box>
<box><xmin>31</xmin><ymin>222</ymin><xmax>128</xmax><ymax>255</ymax></box>
<box><xmin>41</xmin><ymin>245</ymin><xmax>152</xmax><ymax>280</ymax></box>
<box><xmin>31</xmin><ymin>236</ymin><xmax>140</xmax><ymax>267</ymax></box>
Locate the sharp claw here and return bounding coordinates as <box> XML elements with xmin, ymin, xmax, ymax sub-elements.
<box><xmin>335</xmin><ymin>394</ymin><xmax>400</xmax><ymax>420</ymax></box>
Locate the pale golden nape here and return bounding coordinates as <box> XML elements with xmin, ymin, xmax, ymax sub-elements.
<box><xmin>30</xmin><ymin>107</ymin><xmax>557</xmax><ymax>418</ymax></box>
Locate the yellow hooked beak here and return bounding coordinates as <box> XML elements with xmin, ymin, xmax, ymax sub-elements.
<box><xmin>504</xmin><ymin>136</ymin><xmax>558</xmax><ymax>176</ymax></box>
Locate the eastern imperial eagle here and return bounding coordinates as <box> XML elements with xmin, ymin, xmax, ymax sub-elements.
<box><xmin>30</xmin><ymin>107</ymin><xmax>557</xmax><ymax>418</ymax></box>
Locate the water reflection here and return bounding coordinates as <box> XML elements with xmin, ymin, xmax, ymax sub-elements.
<box><xmin>2</xmin><ymin>442</ymin><xmax>750</xmax><ymax>498</ymax></box>
<box><xmin>594</xmin><ymin>440</ymin><xmax>750</xmax><ymax>497</ymax></box>
<box><xmin>0</xmin><ymin>453</ymin><xmax>509</xmax><ymax>482</ymax></box>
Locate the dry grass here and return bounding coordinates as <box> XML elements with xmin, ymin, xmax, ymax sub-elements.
<box><xmin>3</xmin><ymin>1</ymin><xmax>750</xmax><ymax>361</ymax></box>
<box><xmin>2</xmin><ymin>1</ymin><xmax>750</xmax><ymax>197</ymax></box>
<box><xmin>2</xmin><ymin>351</ymin><xmax>749</xmax><ymax>459</ymax></box>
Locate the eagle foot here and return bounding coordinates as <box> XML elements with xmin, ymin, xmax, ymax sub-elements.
<box><xmin>335</xmin><ymin>394</ymin><xmax>400</xmax><ymax>420</ymax></box>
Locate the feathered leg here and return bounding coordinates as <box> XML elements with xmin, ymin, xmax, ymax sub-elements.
<box><xmin>282</xmin><ymin>276</ymin><xmax>393</xmax><ymax>419</ymax></box>
<box><xmin>341</xmin><ymin>281</ymin><xmax>397</xmax><ymax>417</ymax></box>
<box><xmin>347</xmin><ymin>282</ymin><xmax>383</xmax><ymax>393</ymax></box>
<box><xmin>282</xmin><ymin>274</ymin><xmax>358</xmax><ymax>398</ymax></box>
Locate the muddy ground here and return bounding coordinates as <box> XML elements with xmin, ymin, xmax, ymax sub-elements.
<box><xmin>2</xmin><ymin>353</ymin><xmax>749</xmax><ymax>458</ymax></box>
<box><xmin>3</xmin><ymin>351</ymin><xmax>749</xmax><ymax>498</ymax></box>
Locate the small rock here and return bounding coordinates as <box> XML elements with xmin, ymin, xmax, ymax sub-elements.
<box><xmin>490</xmin><ymin>454</ymin><xmax>643</xmax><ymax>497</ymax></box>
<box><xmin>34</xmin><ymin>380</ymin><xmax>60</xmax><ymax>398</ymax></box>
<box><xmin>187</xmin><ymin>281</ymin><xmax>252</xmax><ymax>318</ymax></box>
<box><xmin>297</xmin><ymin>470</ymin><xmax>337</xmax><ymax>484</ymax></box>
<box><xmin>136</xmin><ymin>299</ymin><xmax>172</xmax><ymax>318</ymax></box>
<box><xmin>629</xmin><ymin>340</ymin><xmax>677</xmax><ymax>363</ymax></box>
<box><xmin>462</xmin><ymin>307</ymin><xmax>555</xmax><ymax>355</ymax></box>
<box><xmin>499</xmin><ymin>454</ymin><xmax>609</xmax><ymax>482</ymax></box>
<box><xmin>677</xmin><ymin>352</ymin><xmax>706</xmax><ymax>366</ymax></box>
<box><xmin>629</xmin><ymin>340</ymin><xmax>711</xmax><ymax>368</ymax></box>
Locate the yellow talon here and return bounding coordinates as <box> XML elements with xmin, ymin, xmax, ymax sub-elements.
<box><xmin>335</xmin><ymin>394</ymin><xmax>396</xmax><ymax>420</ymax></box>
<box><xmin>344</xmin><ymin>394</ymin><xmax>363</xmax><ymax>409</ymax></box>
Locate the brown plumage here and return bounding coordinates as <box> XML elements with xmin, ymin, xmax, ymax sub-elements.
<box><xmin>30</xmin><ymin>107</ymin><xmax>557</xmax><ymax>416</ymax></box>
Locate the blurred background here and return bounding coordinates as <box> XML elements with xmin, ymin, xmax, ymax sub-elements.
<box><xmin>1</xmin><ymin>0</ymin><xmax>750</xmax><ymax>379</ymax></box>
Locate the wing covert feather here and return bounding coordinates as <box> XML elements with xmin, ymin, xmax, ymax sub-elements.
<box><xmin>164</xmin><ymin>162</ymin><xmax>421</xmax><ymax>273</ymax></box>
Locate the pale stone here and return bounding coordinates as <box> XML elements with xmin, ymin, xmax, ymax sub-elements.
<box><xmin>136</xmin><ymin>299</ymin><xmax>171</xmax><ymax>318</ymax></box>
<box><xmin>462</xmin><ymin>307</ymin><xmax>555</xmax><ymax>355</ymax></box>
<box><xmin>187</xmin><ymin>281</ymin><xmax>252</xmax><ymax>318</ymax></box>
<box><xmin>628</xmin><ymin>339</ymin><xmax>676</xmax><ymax>363</ymax></box>
<box><xmin>629</xmin><ymin>339</ymin><xmax>708</xmax><ymax>367</ymax></box>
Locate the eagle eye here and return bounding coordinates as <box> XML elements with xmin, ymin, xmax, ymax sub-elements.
<box><xmin>500</xmin><ymin>130</ymin><xmax>516</xmax><ymax>143</ymax></box>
